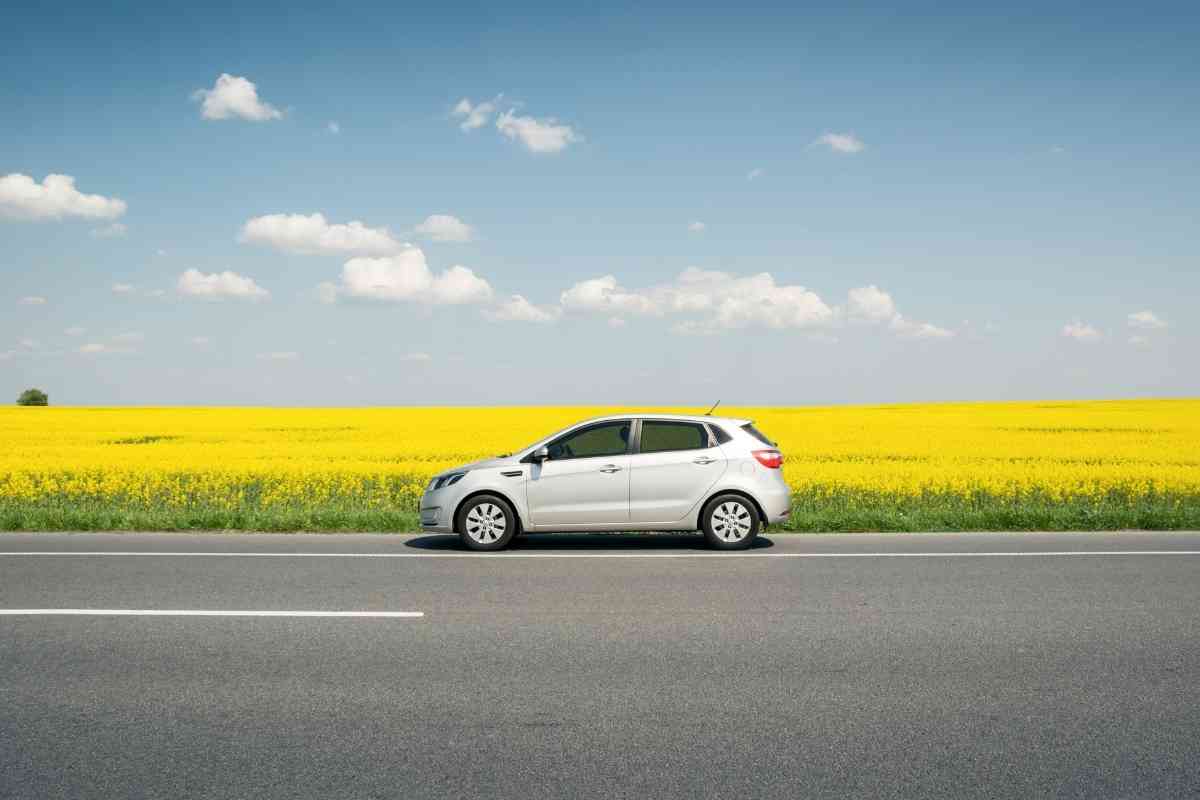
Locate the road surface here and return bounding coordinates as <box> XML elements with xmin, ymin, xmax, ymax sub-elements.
<box><xmin>2</xmin><ymin>531</ymin><xmax>1198</xmax><ymax>798</ymax></box>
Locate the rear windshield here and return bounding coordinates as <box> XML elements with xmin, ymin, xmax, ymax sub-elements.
<box><xmin>741</xmin><ymin>423</ymin><xmax>775</xmax><ymax>447</ymax></box>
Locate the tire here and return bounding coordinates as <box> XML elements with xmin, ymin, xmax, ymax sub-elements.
<box><xmin>700</xmin><ymin>493</ymin><xmax>760</xmax><ymax>550</ymax></box>
<box><xmin>456</xmin><ymin>494</ymin><xmax>519</xmax><ymax>552</ymax></box>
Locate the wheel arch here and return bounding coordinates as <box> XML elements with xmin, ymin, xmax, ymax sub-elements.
<box><xmin>700</xmin><ymin>488</ymin><xmax>768</xmax><ymax>525</ymax></box>
<box><xmin>452</xmin><ymin>489</ymin><xmax>525</xmax><ymax>534</ymax></box>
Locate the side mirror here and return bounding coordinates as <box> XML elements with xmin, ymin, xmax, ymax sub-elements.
<box><xmin>532</xmin><ymin>446</ymin><xmax>550</xmax><ymax>462</ymax></box>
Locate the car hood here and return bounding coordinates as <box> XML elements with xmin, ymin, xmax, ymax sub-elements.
<box><xmin>440</xmin><ymin>454</ymin><xmax>522</xmax><ymax>475</ymax></box>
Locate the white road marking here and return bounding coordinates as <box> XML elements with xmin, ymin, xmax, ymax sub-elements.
<box><xmin>0</xmin><ymin>609</ymin><xmax>424</xmax><ymax>617</ymax></box>
<box><xmin>0</xmin><ymin>551</ymin><xmax>1199</xmax><ymax>559</ymax></box>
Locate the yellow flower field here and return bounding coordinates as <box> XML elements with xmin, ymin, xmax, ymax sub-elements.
<box><xmin>1</xmin><ymin>399</ymin><xmax>1198</xmax><ymax>531</ymax></box>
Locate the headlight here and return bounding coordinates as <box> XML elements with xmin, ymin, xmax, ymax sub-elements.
<box><xmin>430</xmin><ymin>472</ymin><xmax>467</xmax><ymax>490</ymax></box>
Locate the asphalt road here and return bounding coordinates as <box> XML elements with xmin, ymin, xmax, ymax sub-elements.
<box><xmin>2</xmin><ymin>531</ymin><xmax>1199</xmax><ymax>799</ymax></box>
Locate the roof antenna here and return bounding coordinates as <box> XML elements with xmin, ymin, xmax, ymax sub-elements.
<box><xmin>704</xmin><ymin>399</ymin><xmax>721</xmax><ymax>416</ymax></box>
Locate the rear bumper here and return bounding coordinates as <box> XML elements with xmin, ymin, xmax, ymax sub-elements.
<box><xmin>757</xmin><ymin>485</ymin><xmax>792</xmax><ymax>525</ymax></box>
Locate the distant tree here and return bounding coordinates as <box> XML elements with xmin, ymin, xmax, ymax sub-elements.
<box><xmin>16</xmin><ymin>388</ymin><xmax>48</xmax><ymax>406</ymax></box>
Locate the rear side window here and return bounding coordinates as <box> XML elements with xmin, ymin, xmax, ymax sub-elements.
<box><xmin>709</xmin><ymin>424</ymin><xmax>733</xmax><ymax>445</ymax></box>
<box><xmin>639</xmin><ymin>421</ymin><xmax>709</xmax><ymax>453</ymax></box>
<box><xmin>741</xmin><ymin>423</ymin><xmax>775</xmax><ymax>446</ymax></box>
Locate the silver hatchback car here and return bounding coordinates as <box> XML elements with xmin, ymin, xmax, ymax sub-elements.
<box><xmin>419</xmin><ymin>413</ymin><xmax>790</xmax><ymax>551</ymax></box>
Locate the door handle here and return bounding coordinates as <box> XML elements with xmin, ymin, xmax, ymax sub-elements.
<box><xmin>693</xmin><ymin>457</ymin><xmax>717</xmax><ymax>465</ymax></box>
<box><xmin>599</xmin><ymin>465</ymin><xmax>623</xmax><ymax>473</ymax></box>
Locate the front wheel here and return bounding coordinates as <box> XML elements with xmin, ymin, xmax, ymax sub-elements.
<box><xmin>700</xmin><ymin>494</ymin><xmax>760</xmax><ymax>550</ymax></box>
<box><xmin>456</xmin><ymin>494</ymin><xmax>519</xmax><ymax>551</ymax></box>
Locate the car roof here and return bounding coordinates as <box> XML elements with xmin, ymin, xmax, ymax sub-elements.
<box><xmin>576</xmin><ymin>413</ymin><xmax>752</xmax><ymax>426</ymax></box>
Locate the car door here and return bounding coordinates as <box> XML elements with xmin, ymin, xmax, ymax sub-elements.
<box><xmin>526</xmin><ymin>420</ymin><xmax>632</xmax><ymax>526</ymax></box>
<box><xmin>629</xmin><ymin>419</ymin><xmax>727</xmax><ymax>523</ymax></box>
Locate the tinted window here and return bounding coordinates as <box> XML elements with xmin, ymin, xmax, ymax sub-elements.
<box><xmin>639</xmin><ymin>421</ymin><xmax>709</xmax><ymax>453</ymax></box>
<box><xmin>741</xmin><ymin>423</ymin><xmax>775</xmax><ymax>446</ymax></box>
<box><xmin>710</xmin><ymin>424</ymin><xmax>733</xmax><ymax>445</ymax></box>
<box><xmin>547</xmin><ymin>422</ymin><xmax>630</xmax><ymax>460</ymax></box>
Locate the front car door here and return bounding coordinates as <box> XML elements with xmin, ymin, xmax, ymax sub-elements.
<box><xmin>629</xmin><ymin>419</ymin><xmax>727</xmax><ymax>523</ymax></box>
<box><xmin>526</xmin><ymin>420</ymin><xmax>632</xmax><ymax>527</ymax></box>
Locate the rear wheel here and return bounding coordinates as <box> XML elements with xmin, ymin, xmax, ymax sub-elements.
<box><xmin>457</xmin><ymin>494</ymin><xmax>519</xmax><ymax>551</ymax></box>
<box><xmin>701</xmin><ymin>494</ymin><xmax>759</xmax><ymax>550</ymax></box>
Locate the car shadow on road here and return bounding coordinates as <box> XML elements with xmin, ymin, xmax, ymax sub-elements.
<box><xmin>403</xmin><ymin>532</ymin><xmax>776</xmax><ymax>551</ymax></box>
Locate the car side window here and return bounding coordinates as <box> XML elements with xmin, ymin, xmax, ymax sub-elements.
<box><xmin>639</xmin><ymin>421</ymin><xmax>710</xmax><ymax>454</ymax></box>
<box><xmin>546</xmin><ymin>422</ymin><xmax>630</xmax><ymax>460</ymax></box>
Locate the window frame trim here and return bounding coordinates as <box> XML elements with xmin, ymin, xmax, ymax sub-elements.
<box><xmin>532</xmin><ymin>419</ymin><xmax>636</xmax><ymax>463</ymax></box>
<box><xmin>632</xmin><ymin>418</ymin><xmax>718</xmax><ymax>456</ymax></box>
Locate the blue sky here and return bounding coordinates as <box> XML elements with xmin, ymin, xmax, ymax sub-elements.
<box><xmin>3</xmin><ymin>0</ymin><xmax>1197</xmax><ymax>405</ymax></box>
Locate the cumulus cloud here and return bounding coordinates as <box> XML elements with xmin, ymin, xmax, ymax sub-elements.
<box><xmin>0</xmin><ymin>173</ymin><xmax>127</xmax><ymax>221</ymax></box>
<box><xmin>561</xmin><ymin>269</ymin><xmax>835</xmax><ymax>331</ymax></box>
<box><xmin>19</xmin><ymin>296</ymin><xmax>46</xmax><ymax>305</ymax></box>
<box><xmin>414</xmin><ymin>214</ymin><xmax>473</xmax><ymax>243</ymax></box>
<box><xmin>453</xmin><ymin>96</ymin><xmax>500</xmax><ymax>131</ymax></box>
<box><xmin>78</xmin><ymin>332</ymin><xmax>140</xmax><ymax>356</ymax></box>
<box><xmin>496</xmin><ymin>109</ymin><xmax>579</xmax><ymax>153</ymax></box>
<box><xmin>557</xmin><ymin>271</ymin><xmax>950</xmax><ymax>338</ymax></box>
<box><xmin>847</xmin><ymin>284</ymin><xmax>953</xmax><ymax>339</ymax></box>
<box><xmin>1128</xmin><ymin>310</ymin><xmax>1167</xmax><ymax>330</ymax></box>
<box><xmin>177</xmin><ymin>268</ymin><xmax>269</xmax><ymax>300</ymax></box>
<box><xmin>192</xmin><ymin>73</ymin><xmax>283</xmax><ymax>121</ymax></box>
<box><xmin>813</xmin><ymin>132</ymin><xmax>865</xmax><ymax>154</ymax></box>
<box><xmin>336</xmin><ymin>248</ymin><xmax>492</xmax><ymax>305</ymax></box>
<box><xmin>90</xmin><ymin>222</ymin><xmax>127</xmax><ymax>238</ymax></box>
<box><xmin>688</xmin><ymin>221</ymin><xmax>706</xmax><ymax>233</ymax></box>
<box><xmin>484</xmin><ymin>294</ymin><xmax>562</xmax><ymax>323</ymax></box>
<box><xmin>240</xmin><ymin>212</ymin><xmax>404</xmax><ymax>256</ymax></box>
<box><xmin>1062</xmin><ymin>321</ymin><xmax>1102</xmax><ymax>342</ymax></box>
<box><xmin>112</xmin><ymin>283</ymin><xmax>136</xmax><ymax>294</ymax></box>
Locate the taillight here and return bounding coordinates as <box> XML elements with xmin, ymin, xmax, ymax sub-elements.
<box><xmin>752</xmin><ymin>449</ymin><xmax>783</xmax><ymax>469</ymax></box>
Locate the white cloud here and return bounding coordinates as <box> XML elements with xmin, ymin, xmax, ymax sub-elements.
<box><xmin>561</xmin><ymin>269</ymin><xmax>835</xmax><ymax>331</ymax></box>
<box><xmin>112</xmin><ymin>283</ymin><xmax>136</xmax><ymax>294</ymax></box>
<box><xmin>327</xmin><ymin>121</ymin><xmax>340</xmax><ymax>134</ymax></box>
<box><xmin>607</xmin><ymin>317</ymin><xmax>626</xmax><ymax>328</ymax></box>
<box><xmin>400</xmin><ymin>352</ymin><xmax>432</xmax><ymax>362</ymax></box>
<box><xmin>190</xmin><ymin>336</ymin><xmax>211</xmax><ymax>346</ymax></box>
<box><xmin>240</xmin><ymin>212</ymin><xmax>404</xmax><ymax>256</ymax></box>
<box><xmin>192</xmin><ymin>73</ymin><xmax>283</xmax><ymax>121</ymax></box>
<box><xmin>112</xmin><ymin>331</ymin><xmax>144</xmax><ymax>344</ymax></box>
<box><xmin>64</xmin><ymin>326</ymin><xmax>86</xmax><ymax>336</ymax></box>
<box><xmin>0</xmin><ymin>350</ymin><xmax>14</xmax><ymax>361</ymax></box>
<box><xmin>414</xmin><ymin>214</ymin><xmax>474</xmax><ymax>243</ymax></box>
<box><xmin>813</xmin><ymin>132</ymin><xmax>865</xmax><ymax>154</ymax></box>
<box><xmin>19</xmin><ymin>296</ymin><xmax>46</xmax><ymax>305</ymax></box>
<box><xmin>496</xmin><ymin>109</ymin><xmax>579</xmax><ymax>153</ymax></box>
<box><xmin>0</xmin><ymin>173</ymin><xmax>127</xmax><ymax>221</ymax></box>
<box><xmin>484</xmin><ymin>294</ymin><xmax>561</xmax><ymax>323</ymax></box>
<box><xmin>90</xmin><ymin>222</ymin><xmax>127</xmax><ymax>238</ymax></box>
<box><xmin>177</xmin><ymin>268</ymin><xmax>268</xmax><ymax>300</ymax></box>
<box><xmin>688</xmin><ymin>221</ymin><xmax>706</xmax><ymax>233</ymax></box>
<box><xmin>1062</xmin><ymin>321</ymin><xmax>1102</xmax><ymax>342</ymax></box>
<box><xmin>145</xmin><ymin>288</ymin><xmax>167</xmax><ymax>298</ymax></box>
<box><xmin>747</xmin><ymin>168</ymin><xmax>765</xmax><ymax>181</ymax></box>
<box><xmin>19</xmin><ymin>338</ymin><xmax>38</xmax><ymax>349</ymax></box>
<box><xmin>848</xmin><ymin>284</ymin><xmax>953</xmax><ymax>339</ymax></box>
<box><xmin>1128</xmin><ymin>310</ymin><xmax>1167</xmax><ymax>330</ymax></box>
<box><xmin>257</xmin><ymin>351</ymin><xmax>299</xmax><ymax>361</ymax></box>
<box><xmin>336</xmin><ymin>248</ymin><xmax>493</xmax><ymax>305</ymax></box>
<box><xmin>558</xmin><ymin>271</ymin><xmax>949</xmax><ymax>338</ymax></box>
<box><xmin>453</xmin><ymin>96</ymin><xmax>499</xmax><ymax>131</ymax></box>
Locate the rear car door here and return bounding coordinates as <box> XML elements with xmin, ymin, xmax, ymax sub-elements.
<box><xmin>629</xmin><ymin>420</ymin><xmax>727</xmax><ymax>523</ymax></box>
<box><xmin>526</xmin><ymin>421</ymin><xmax>632</xmax><ymax>526</ymax></box>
